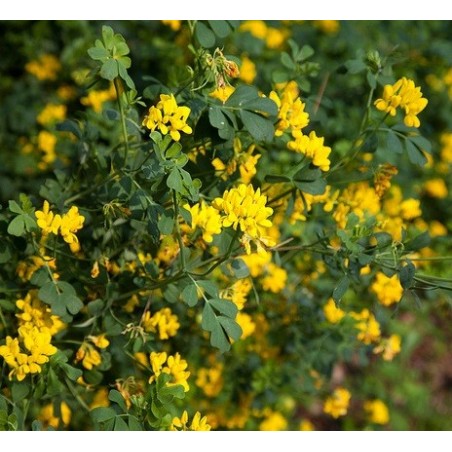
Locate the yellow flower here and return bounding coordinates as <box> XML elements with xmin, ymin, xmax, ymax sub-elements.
<box><xmin>75</xmin><ymin>343</ymin><xmax>102</xmax><ymax>370</ymax></box>
<box><xmin>440</xmin><ymin>132</ymin><xmax>452</xmax><ymax>163</ymax></box>
<box><xmin>161</xmin><ymin>20</ymin><xmax>181</xmax><ymax>31</ymax></box>
<box><xmin>37</xmin><ymin>103</ymin><xmax>67</xmax><ymax>126</ymax></box>
<box><xmin>170</xmin><ymin>410</ymin><xmax>211</xmax><ymax>431</ymax></box>
<box><xmin>196</xmin><ymin>363</ymin><xmax>224</xmax><ymax>397</ymax></box>
<box><xmin>266</xmin><ymin>27</ymin><xmax>288</xmax><ymax>49</ymax></box>
<box><xmin>370</xmin><ymin>272</ymin><xmax>403</xmax><ymax>307</ymax></box>
<box><xmin>323</xmin><ymin>298</ymin><xmax>346</xmax><ymax>324</ymax></box>
<box><xmin>269</xmin><ymin>81</ymin><xmax>310</xmax><ymax>136</ymax></box>
<box><xmin>149</xmin><ymin>352</ymin><xmax>190</xmax><ymax>392</ymax></box>
<box><xmin>186</xmin><ymin>200</ymin><xmax>223</xmax><ymax>243</ymax></box>
<box><xmin>299</xmin><ymin>419</ymin><xmax>315</xmax><ymax>431</ymax></box>
<box><xmin>323</xmin><ymin>387</ymin><xmax>351</xmax><ymax>418</ymax></box>
<box><xmin>89</xmin><ymin>334</ymin><xmax>110</xmax><ymax>349</ymax></box>
<box><xmin>260</xmin><ymin>263</ymin><xmax>287</xmax><ymax>293</ymax></box>
<box><xmin>374</xmin><ymin>334</ymin><xmax>401</xmax><ymax>361</ymax></box>
<box><xmin>35</xmin><ymin>200</ymin><xmax>61</xmax><ymax>235</ymax></box>
<box><xmin>212</xmin><ymin>184</ymin><xmax>274</xmax><ymax>254</ymax></box>
<box><xmin>239</xmin><ymin>55</ymin><xmax>257</xmax><ymax>84</ymax></box>
<box><xmin>25</xmin><ymin>54</ymin><xmax>61</xmax><ymax>81</ymax></box>
<box><xmin>288</xmin><ymin>130</ymin><xmax>332</xmax><ymax>171</ymax></box>
<box><xmin>222</xmin><ymin>277</ymin><xmax>253</xmax><ymax>310</ymax></box>
<box><xmin>209</xmin><ymin>85</ymin><xmax>235</xmax><ymax>103</ymax></box>
<box><xmin>351</xmin><ymin>309</ymin><xmax>381</xmax><ymax>345</ymax></box>
<box><xmin>236</xmin><ymin>312</ymin><xmax>256</xmax><ymax>340</ymax></box>
<box><xmin>364</xmin><ymin>399</ymin><xmax>390</xmax><ymax>425</ymax></box>
<box><xmin>90</xmin><ymin>388</ymin><xmax>110</xmax><ymax>409</ymax></box>
<box><xmin>374</xmin><ymin>77</ymin><xmax>428</xmax><ymax>128</ymax></box>
<box><xmin>39</xmin><ymin>401</ymin><xmax>72</xmax><ymax>429</ymax></box>
<box><xmin>59</xmin><ymin>206</ymin><xmax>85</xmax><ymax>252</ymax></box>
<box><xmin>141</xmin><ymin>308</ymin><xmax>180</xmax><ymax>340</ymax></box>
<box><xmin>423</xmin><ymin>178</ymin><xmax>448</xmax><ymax>198</ymax></box>
<box><xmin>142</xmin><ymin>94</ymin><xmax>192</xmax><ymax>141</ymax></box>
<box><xmin>80</xmin><ymin>84</ymin><xmax>116</xmax><ymax>113</ymax></box>
<box><xmin>259</xmin><ymin>410</ymin><xmax>287</xmax><ymax>431</ymax></box>
<box><xmin>38</xmin><ymin>130</ymin><xmax>58</xmax><ymax>168</ymax></box>
<box><xmin>240</xmin><ymin>20</ymin><xmax>268</xmax><ymax>40</ymax></box>
<box><xmin>313</xmin><ymin>20</ymin><xmax>340</xmax><ymax>34</ymax></box>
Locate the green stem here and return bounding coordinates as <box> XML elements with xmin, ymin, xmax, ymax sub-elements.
<box><xmin>114</xmin><ymin>77</ymin><xmax>130</xmax><ymax>165</ymax></box>
<box><xmin>172</xmin><ymin>190</ymin><xmax>186</xmax><ymax>271</ymax></box>
<box><xmin>65</xmin><ymin>377</ymin><xmax>91</xmax><ymax>412</ymax></box>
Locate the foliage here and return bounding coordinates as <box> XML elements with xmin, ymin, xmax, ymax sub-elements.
<box><xmin>0</xmin><ymin>20</ymin><xmax>451</xmax><ymax>431</ymax></box>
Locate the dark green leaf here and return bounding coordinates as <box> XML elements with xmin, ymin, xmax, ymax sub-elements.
<box><xmin>208</xmin><ymin>20</ymin><xmax>231</xmax><ymax>38</ymax></box>
<box><xmin>281</xmin><ymin>52</ymin><xmax>295</xmax><ymax>70</ymax></box>
<box><xmin>158</xmin><ymin>209</ymin><xmax>174</xmax><ymax>235</ymax></box>
<box><xmin>231</xmin><ymin>258</ymin><xmax>250</xmax><ymax>279</ymax></box>
<box><xmin>7</xmin><ymin>216</ymin><xmax>25</xmax><ymax>236</ymax></box>
<box><xmin>218</xmin><ymin>316</ymin><xmax>242</xmax><ymax>341</ymax></box>
<box><xmin>386</xmin><ymin>131</ymin><xmax>403</xmax><ymax>154</ymax></box>
<box><xmin>240</xmin><ymin>110</ymin><xmax>274</xmax><ymax>142</ymax></box>
<box><xmin>0</xmin><ymin>299</ymin><xmax>16</xmax><ymax>312</ymax></box>
<box><xmin>197</xmin><ymin>280</ymin><xmax>219</xmax><ymax>298</ymax></box>
<box><xmin>209</xmin><ymin>107</ymin><xmax>228</xmax><ymax>129</ymax></box>
<box><xmin>115</xmin><ymin>415</ymin><xmax>130</xmax><ymax>430</ymax></box>
<box><xmin>166</xmin><ymin>168</ymin><xmax>183</xmax><ymax>192</ymax></box>
<box><xmin>128</xmin><ymin>416</ymin><xmax>143</xmax><ymax>431</ymax></box>
<box><xmin>405</xmin><ymin>139</ymin><xmax>427</xmax><ymax>166</ymax></box>
<box><xmin>399</xmin><ymin>261</ymin><xmax>415</xmax><ymax>289</ymax></box>
<box><xmin>195</xmin><ymin>22</ymin><xmax>216</xmax><ymax>48</ymax></box>
<box><xmin>11</xmin><ymin>383</ymin><xmax>29</xmax><ymax>402</ymax></box>
<box><xmin>209</xmin><ymin>298</ymin><xmax>238</xmax><ymax>318</ymax></box>
<box><xmin>91</xmin><ymin>407</ymin><xmax>117</xmax><ymax>423</ymax></box>
<box><xmin>332</xmin><ymin>276</ymin><xmax>350</xmax><ymax>302</ymax></box>
<box><xmin>210</xmin><ymin>324</ymin><xmax>231</xmax><ymax>352</ymax></box>
<box><xmin>60</xmin><ymin>363</ymin><xmax>83</xmax><ymax>381</ymax></box>
<box><xmin>201</xmin><ymin>302</ymin><xmax>216</xmax><ymax>332</ymax></box>
<box><xmin>405</xmin><ymin>231</ymin><xmax>431</xmax><ymax>252</ymax></box>
<box><xmin>109</xmin><ymin>390</ymin><xmax>127</xmax><ymax>412</ymax></box>
<box><xmin>226</xmin><ymin>85</ymin><xmax>259</xmax><ymax>108</ymax></box>
<box><xmin>181</xmin><ymin>283</ymin><xmax>199</xmax><ymax>307</ymax></box>
<box><xmin>242</xmin><ymin>97</ymin><xmax>278</xmax><ymax>116</ymax></box>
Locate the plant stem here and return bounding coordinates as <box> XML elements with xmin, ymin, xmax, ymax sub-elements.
<box><xmin>172</xmin><ymin>190</ymin><xmax>186</xmax><ymax>271</ymax></box>
<box><xmin>114</xmin><ymin>77</ymin><xmax>130</xmax><ymax>165</ymax></box>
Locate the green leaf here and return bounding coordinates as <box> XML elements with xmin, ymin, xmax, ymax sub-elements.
<box><xmin>405</xmin><ymin>231</ymin><xmax>430</xmax><ymax>252</ymax></box>
<box><xmin>293</xmin><ymin>167</ymin><xmax>327</xmax><ymax>195</ymax></box>
<box><xmin>31</xmin><ymin>420</ymin><xmax>43</xmax><ymax>431</ymax></box>
<box><xmin>91</xmin><ymin>407</ymin><xmax>117</xmax><ymax>423</ymax></box>
<box><xmin>87</xmin><ymin>46</ymin><xmax>109</xmax><ymax>61</ymax></box>
<box><xmin>38</xmin><ymin>281</ymin><xmax>83</xmax><ymax>319</ymax></box>
<box><xmin>240</xmin><ymin>110</ymin><xmax>274</xmax><ymax>142</ymax></box>
<box><xmin>197</xmin><ymin>280</ymin><xmax>219</xmax><ymax>298</ymax></box>
<box><xmin>195</xmin><ymin>22</ymin><xmax>216</xmax><ymax>48</ymax></box>
<box><xmin>298</xmin><ymin>44</ymin><xmax>315</xmax><ymax>61</ymax></box>
<box><xmin>201</xmin><ymin>302</ymin><xmax>216</xmax><ymax>331</ymax></box>
<box><xmin>208</xmin><ymin>20</ymin><xmax>231</xmax><ymax>38</ymax></box>
<box><xmin>231</xmin><ymin>258</ymin><xmax>250</xmax><ymax>279</ymax></box>
<box><xmin>60</xmin><ymin>363</ymin><xmax>83</xmax><ymax>381</ymax></box>
<box><xmin>386</xmin><ymin>131</ymin><xmax>403</xmax><ymax>154</ymax></box>
<box><xmin>158</xmin><ymin>209</ymin><xmax>174</xmax><ymax>235</ymax></box>
<box><xmin>209</xmin><ymin>298</ymin><xmax>238</xmax><ymax>318</ymax></box>
<box><xmin>7</xmin><ymin>216</ymin><xmax>25</xmax><ymax>236</ymax></box>
<box><xmin>181</xmin><ymin>283</ymin><xmax>199</xmax><ymax>307</ymax></box>
<box><xmin>226</xmin><ymin>85</ymin><xmax>259</xmax><ymax>108</ymax></box>
<box><xmin>242</xmin><ymin>97</ymin><xmax>278</xmax><ymax>116</ymax></box>
<box><xmin>0</xmin><ymin>299</ymin><xmax>16</xmax><ymax>312</ymax></box>
<box><xmin>109</xmin><ymin>390</ymin><xmax>127</xmax><ymax>412</ymax></box>
<box><xmin>100</xmin><ymin>59</ymin><xmax>119</xmax><ymax>81</ymax></box>
<box><xmin>209</xmin><ymin>107</ymin><xmax>228</xmax><ymax>129</ymax></box>
<box><xmin>281</xmin><ymin>52</ymin><xmax>295</xmax><ymax>70</ymax></box>
<box><xmin>128</xmin><ymin>416</ymin><xmax>143</xmax><ymax>431</ymax></box>
<box><xmin>405</xmin><ymin>139</ymin><xmax>427</xmax><ymax>166</ymax></box>
<box><xmin>8</xmin><ymin>200</ymin><xmax>23</xmax><ymax>214</ymax></box>
<box><xmin>166</xmin><ymin>168</ymin><xmax>183</xmax><ymax>192</ymax></box>
<box><xmin>11</xmin><ymin>382</ymin><xmax>30</xmax><ymax>402</ymax></box>
<box><xmin>332</xmin><ymin>276</ymin><xmax>350</xmax><ymax>302</ymax></box>
<box><xmin>399</xmin><ymin>261</ymin><xmax>415</xmax><ymax>289</ymax></box>
<box><xmin>218</xmin><ymin>316</ymin><xmax>242</xmax><ymax>341</ymax></box>
<box><xmin>210</xmin><ymin>324</ymin><xmax>231</xmax><ymax>352</ymax></box>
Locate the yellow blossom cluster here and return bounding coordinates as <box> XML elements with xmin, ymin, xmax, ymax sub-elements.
<box><xmin>37</xmin><ymin>103</ymin><xmax>67</xmax><ymax>126</ymax></box>
<box><xmin>259</xmin><ymin>409</ymin><xmax>288</xmax><ymax>431</ymax></box>
<box><xmin>81</xmin><ymin>84</ymin><xmax>116</xmax><ymax>113</ymax></box>
<box><xmin>185</xmin><ymin>200</ymin><xmax>223</xmax><ymax>243</ymax></box>
<box><xmin>38</xmin><ymin>402</ymin><xmax>72</xmax><ymax>429</ymax></box>
<box><xmin>141</xmin><ymin>307</ymin><xmax>180</xmax><ymax>340</ymax></box>
<box><xmin>16</xmin><ymin>254</ymin><xmax>58</xmax><ymax>282</ymax></box>
<box><xmin>196</xmin><ymin>363</ymin><xmax>224</xmax><ymax>397</ymax></box>
<box><xmin>0</xmin><ymin>290</ymin><xmax>64</xmax><ymax>381</ymax></box>
<box><xmin>142</xmin><ymin>93</ymin><xmax>192</xmax><ymax>141</ymax></box>
<box><xmin>370</xmin><ymin>271</ymin><xmax>404</xmax><ymax>306</ymax></box>
<box><xmin>213</xmin><ymin>183</ymin><xmax>274</xmax><ymax>254</ymax></box>
<box><xmin>351</xmin><ymin>309</ymin><xmax>381</xmax><ymax>345</ymax></box>
<box><xmin>373</xmin><ymin>334</ymin><xmax>402</xmax><ymax>361</ymax></box>
<box><xmin>374</xmin><ymin>77</ymin><xmax>428</xmax><ymax>128</ymax></box>
<box><xmin>35</xmin><ymin>200</ymin><xmax>85</xmax><ymax>253</ymax></box>
<box><xmin>170</xmin><ymin>410</ymin><xmax>211</xmax><ymax>431</ymax></box>
<box><xmin>149</xmin><ymin>351</ymin><xmax>190</xmax><ymax>392</ymax></box>
<box><xmin>25</xmin><ymin>54</ymin><xmax>61</xmax><ymax>81</ymax></box>
<box><xmin>323</xmin><ymin>387</ymin><xmax>351</xmax><ymax>418</ymax></box>
<box><xmin>75</xmin><ymin>334</ymin><xmax>110</xmax><ymax>370</ymax></box>
<box><xmin>239</xmin><ymin>21</ymin><xmax>288</xmax><ymax>49</ymax></box>
<box><xmin>364</xmin><ymin>399</ymin><xmax>390</xmax><ymax>425</ymax></box>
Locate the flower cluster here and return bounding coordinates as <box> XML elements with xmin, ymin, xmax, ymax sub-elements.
<box><xmin>213</xmin><ymin>183</ymin><xmax>274</xmax><ymax>254</ymax></box>
<box><xmin>170</xmin><ymin>410</ymin><xmax>211</xmax><ymax>431</ymax></box>
<box><xmin>35</xmin><ymin>200</ymin><xmax>85</xmax><ymax>253</ymax></box>
<box><xmin>75</xmin><ymin>334</ymin><xmax>110</xmax><ymax>370</ymax></box>
<box><xmin>0</xmin><ymin>290</ymin><xmax>62</xmax><ymax>381</ymax></box>
<box><xmin>141</xmin><ymin>308</ymin><xmax>180</xmax><ymax>340</ymax></box>
<box><xmin>142</xmin><ymin>94</ymin><xmax>192</xmax><ymax>141</ymax></box>
<box><xmin>149</xmin><ymin>351</ymin><xmax>190</xmax><ymax>392</ymax></box>
<box><xmin>374</xmin><ymin>77</ymin><xmax>428</xmax><ymax>127</ymax></box>
<box><xmin>323</xmin><ymin>387</ymin><xmax>351</xmax><ymax>418</ymax></box>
